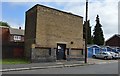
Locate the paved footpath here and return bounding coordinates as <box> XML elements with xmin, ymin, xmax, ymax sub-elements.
<box><xmin>88</xmin><ymin>58</ymin><xmax>119</xmax><ymax>64</ymax></box>
<box><xmin>1</xmin><ymin>58</ymin><xmax>118</xmax><ymax>72</ymax></box>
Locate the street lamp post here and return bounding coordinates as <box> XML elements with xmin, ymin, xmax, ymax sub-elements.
<box><xmin>85</xmin><ymin>0</ymin><xmax>88</xmax><ymax>63</ymax></box>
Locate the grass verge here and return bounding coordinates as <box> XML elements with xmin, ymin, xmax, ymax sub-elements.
<box><xmin>0</xmin><ymin>58</ymin><xmax>30</xmax><ymax>64</ymax></box>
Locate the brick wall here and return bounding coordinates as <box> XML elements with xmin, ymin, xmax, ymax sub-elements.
<box><xmin>36</xmin><ymin>5</ymin><xmax>83</xmax><ymax>49</ymax></box>
<box><xmin>25</xmin><ymin>4</ymin><xmax>84</xmax><ymax>61</ymax></box>
<box><xmin>25</xmin><ymin>5</ymin><xmax>37</xmax><ymax>58</ymax></box>
<box><xmin>10</xmin><ymin>35</ymin><xmax>24</xmax><ymax>42</ymax></box>
<box><xmin>0</xmin><ymin>27</ymin><xmax>9</xmax><ymax>45</ymax></box>
<box><xmin>105</xmin><ymin>36</ymin><xmax>120</xmax><ymax>47</ymax></box>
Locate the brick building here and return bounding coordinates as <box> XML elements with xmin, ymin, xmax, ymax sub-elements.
<box><xmin>0</xmin><ymin>26</ymin><xmax>24</xmax><ymax>58</ymax></box>
<box><xmin>25</xmin><ymin>4</ymin><xmax>84</xmax><ymax>62</ymax></box>
<box><xmin>105</xmin><ymin>34</ymin><xmax>120</xmax><ymax>47</ymax></box>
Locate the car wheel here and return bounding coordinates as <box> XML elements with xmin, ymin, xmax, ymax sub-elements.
<box><xmin>104</xmin><ymin>56</ymin><xmax>107</xmax><ymax>60</ymax></box>
<box><xmin>92</xmin><ymin>55</ymin><xmax>96</xmax><ymax>58</ymax></box>
<box><xmin>112</xmin><ymin>56</ymin><xmax>114</xmax><ymax>59</ymax></box>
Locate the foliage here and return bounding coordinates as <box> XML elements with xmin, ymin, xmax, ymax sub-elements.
<box><xmin>93</xmin><ymin>15</ymin><xmax>104</xmax><ymax>45</ymax></box>
<box><xmin>0</xmin><ymin>21</ymin><xmax>10</xmax><ymax>27</ymax></box>
<box><xmin>83</xmin><ymin>20</ymin><xmax>92</xmax><ymax>44</ymax></box>
<box><xmin>0</xmin><ymin>58</ymin><xmax>30</xmax><ymax>64</ymax></box>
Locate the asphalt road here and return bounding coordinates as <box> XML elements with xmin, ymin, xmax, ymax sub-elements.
<box><xmin>3</xmin><ymin>62</ymin><xmax>119</xmax><ymax>74</ymax></box>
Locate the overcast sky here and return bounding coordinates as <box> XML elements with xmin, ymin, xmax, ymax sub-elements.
<box><xmin>1</xmin><ymin>0</ymin><xmax>120</xmax><ymax>40</ymax></box>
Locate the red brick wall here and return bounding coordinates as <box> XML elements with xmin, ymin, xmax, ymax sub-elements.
<box><xmin>105</xmin><ymin>36</ymin><xmax>120</xmax><ymax>47</ymax></box>
<box><xmin>1</xmin><ymin>27</ymin><xmax>25</xmax><ymax>58</ymax></box>
<box><xmin>0</xmin><ymin>27</ymin><xmax>9</xmax><ymax>45</ymax></box>
<box><xmin>13</xmin><ymin>48</ymin><xmax>24</xmax><ymax>57</ymax></box>
<box><xmin>10</xmin><ymin>35</ymin><xmax>24</xmax><ymax>42</ymax></box>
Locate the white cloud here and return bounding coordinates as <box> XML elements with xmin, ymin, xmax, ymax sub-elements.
<box><xmin>2</xmin><ymin>0</ymin><xmax>118</xmax><ymax>2</ymax></box>
<box><xmin>60</xmin><ymin>0</ymin><xmax>119</xmax><ymax>40</ymax></box>
<box><xmin>55</xmin><ymin>1</ymin><xmax>119</xmax><ymax>40</ymax></box>
<box><xmin>2</xmin><ymin>19</ymin><xmax>25</xmax><ymax>29</ymax></box>
<box><xmin>2</xmin><ymin>0</ymin><xmax>120</xmax><ymax>40</ymax></box>
<box><xmin>88</xmin><ymin>1</ymin><xmax>118</xmax><ymax>40</ymax></box>
<box><xmin>8</xmin><ymin>2</ymin><xmax>38</xmax><ymax>8</ymax></box>
<box><xmin>0</xmin><ymin>4</ymin><xmax>2</xmax><ymax>21</ymax></box>
<box><xmin>1</xmin><ymin>0</ymin><xmax>87</xmax><ymax>2</ymax></box>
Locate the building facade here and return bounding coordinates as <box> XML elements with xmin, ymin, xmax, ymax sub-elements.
<box><xmin>105</xmin><ymin>34</ymin><xmax>120</xmax><ymax>47</ymax></box>
<box><xmin>25</xmin><ymin>4</ymin><xmax>84</xmax><ymax>62</ymax></box>
<box><xmin>87</xmin><ymin>45</ymin><xmax>120</xmax><ymax>58</ymax></box>
<box><xmin>0</xmin><ymin>26</ymin><xmax>24</xmax><ymax>58</ymax></box>
<box><xmin>87</xmin><ymin>45</ymin><xmax>101</xmax><ymax>58</ymax></box>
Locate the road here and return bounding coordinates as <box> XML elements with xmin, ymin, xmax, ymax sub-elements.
<box><xmin>3</xmin><ymin>62</ymin><xmax>118</xmax><ymax>74</ymax></box>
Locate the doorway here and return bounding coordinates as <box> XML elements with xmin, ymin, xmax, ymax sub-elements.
<box><xmin>56</xmin><ymin>43</ymin><xmax>66</xmax><ymax>60</ymax></box>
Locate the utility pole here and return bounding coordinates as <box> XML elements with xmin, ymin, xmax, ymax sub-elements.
<box><xmin>85</xmin><ymin>0</ymin><xmax>88</xmax><ymax>63</ymax></box>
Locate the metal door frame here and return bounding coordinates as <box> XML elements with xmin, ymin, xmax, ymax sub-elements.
<box><xmin>56</xmin><ymin>43</ymin><xmax>66</xmax><ymax>60</ymax></box>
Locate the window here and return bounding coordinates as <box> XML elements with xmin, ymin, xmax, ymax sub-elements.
<box><xmin>102</xmin><ymin>53</ymin><xmax>107</xmax><ymax>55</ymax></box>
<box><xmin>49</xmin><ymin>49</ymin><xmax>51</xmax><ymax>56</ymax></box>
<box><xmin>67</xmin><ymin>49</ymin><xmax>69</xmax><ymax>55</ymax></box>
<box><xmin>14</xmin><ymin>36</ymin><xmax>21</xmax><ymax>41</ymax></box>
<box><xmin>18</xmin><ymin>36</ymin><xmax>21</xmax><ymax>40</ymax></box>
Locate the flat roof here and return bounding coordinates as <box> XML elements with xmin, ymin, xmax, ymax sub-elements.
<box><xmin>26</xmin><ymin>4</ymin><xmax>83</xmax><ymax>18</ymax></box>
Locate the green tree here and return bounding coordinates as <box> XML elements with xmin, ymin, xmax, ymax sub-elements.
<box><xmin>83</xmin><ymin>20</ymin><xmax>92</xmax><ymax>44</ymax></box>
<box><xmin>93</xmin><ymin>15</ymin><xmax>104</xmax><ymax>45</ymax></box>
<box><xmin>0</xmin><ymin>21</ymin><xmax>10</xmax><ymax>27</ymax></box>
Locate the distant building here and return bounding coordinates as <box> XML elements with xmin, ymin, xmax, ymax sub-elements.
<box><xmin>105</xmin><ymin>34</ymin><xmax>120</xmax><ymax>47</ymax></box>
<box><xmin>25</xmin><ymin>4</ymin><xmax>84</xmax><ymax>62</ymax></box>
<box><xmin>87</xmin><ymin>45</ymin><xmax>101</xmax><ymax>58</ymax></box>
<box><xmin>0</xmin><ymin>26</ymin><xmax>24</xmax><ymax>58</ymax></box>
<box><xmin>87</xmin><ymin>44</ymin><xmax>120</xmax><ymax>58</ymax></box>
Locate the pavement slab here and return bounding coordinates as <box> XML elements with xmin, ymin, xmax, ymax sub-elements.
<box><xmin>1</xmin><ymin>58</ymin><xmax>118</xmax><ymax>72</ymax></box>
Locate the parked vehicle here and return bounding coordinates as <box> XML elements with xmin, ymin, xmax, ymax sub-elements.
<box><xmin>92</xmin><ymin>52</ymin><xmax>113</xmax><ymax>60</ymax></box>
<box><xmin>114</xmin><ymin>51</ymin><xmax>120</xmax><ymax>59</ymax></box>
<box><xmin>115</xmin><ymin>51</ymin><xmax>120</xmax><ymax>54</ymax></box>
<box><xmin>108</xmin><ymin>52</ymin><xmax>119</xmax><ymax>59</ymax></box>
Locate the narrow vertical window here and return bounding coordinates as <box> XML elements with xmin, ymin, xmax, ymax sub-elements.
<box><xmin>67</xmin><ymin>49</ymin><xmax>69</xmax><ymax>55</ymax></box>
<box><xmin>49</xmin><ymin>49</ymin><xmax>51</xmax><ymax>56</ymax></box>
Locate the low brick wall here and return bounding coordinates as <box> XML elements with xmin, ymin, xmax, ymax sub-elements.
<box><xmin>31</xmin><ymin>47</ymin><xmax>84</xmax><ymax>62</ymax></box>
<box><xmin>31</xmin><ymin>48</ymin><xmax>56</xmax><ymax>62</ymax></box>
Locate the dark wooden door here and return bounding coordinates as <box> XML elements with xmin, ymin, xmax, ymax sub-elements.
<box><xmin>56</xmin><ymin>44</ymin><xmax>66</xmax><ymax>60</ymax></box>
